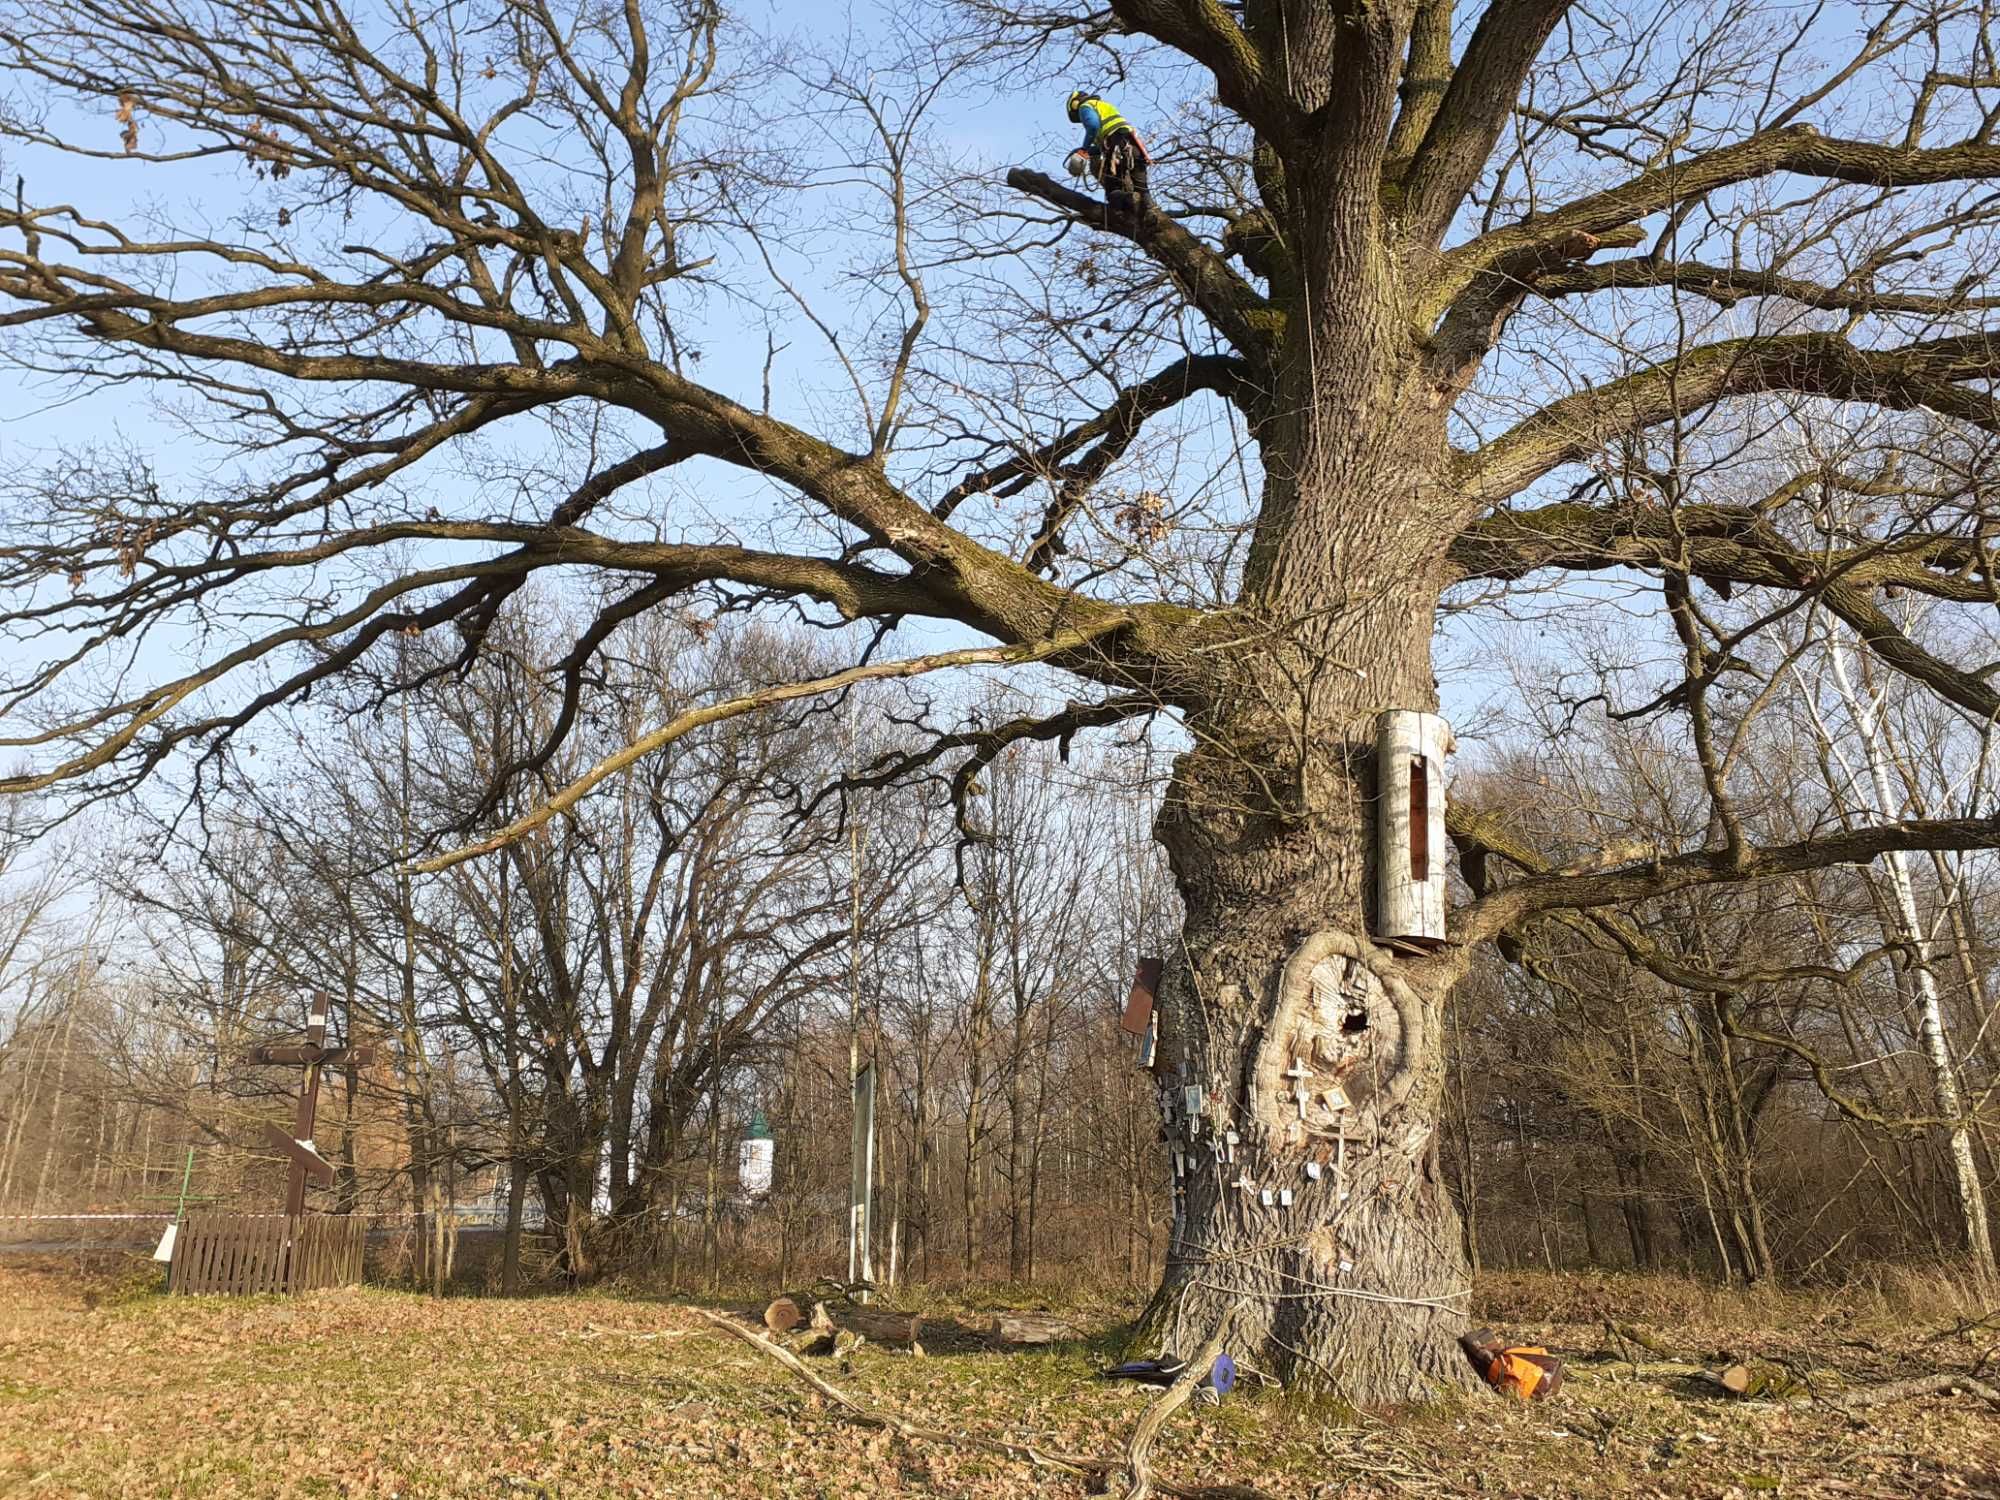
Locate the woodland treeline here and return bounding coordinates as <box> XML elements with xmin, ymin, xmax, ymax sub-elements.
<box><xmin>1</xmin><ymin>593</ymin><xmax>1995</xmax><ymax>1294</ymax></box>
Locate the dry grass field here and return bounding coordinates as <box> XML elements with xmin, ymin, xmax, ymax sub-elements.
<box><xmin>0</xmin><ymin>1257</ymin><xmax>1994</xmax><ymax>1498</ymax></box>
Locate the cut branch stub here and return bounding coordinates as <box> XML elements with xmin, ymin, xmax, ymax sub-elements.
<box><xmin>1253</xmin><ymin>930</ymin><xmax>1426</xmax><ymax>1154</ymax></box>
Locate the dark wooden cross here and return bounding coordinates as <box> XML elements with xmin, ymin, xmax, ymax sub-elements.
<box><xmin>248</xmin><ymin>991</ymin><xmax>374</xmax><ymax>1216</ymax></box>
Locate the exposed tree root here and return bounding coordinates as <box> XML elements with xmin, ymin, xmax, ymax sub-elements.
<box><xmin>695</xmin><ymin>1309</ymin><xmax>1271</xmax><ymax>1500</ymax></box>
<box><xmin>1120</xmin><ymin>1327</ymin><xmax>1231</xmax><ymax>1500</ymax></box>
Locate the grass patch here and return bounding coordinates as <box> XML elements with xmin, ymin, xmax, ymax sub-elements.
<box><xmin>0</xmin><ymin>1262</ymin><xmax>1991</xmax><ymax>1497</ymax></box>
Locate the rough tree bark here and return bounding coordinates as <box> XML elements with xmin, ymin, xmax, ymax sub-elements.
<box><xmin>1127</xmin><ymin>186</ymin><xmax>1480</xmax><ymax>1385</ymax></box>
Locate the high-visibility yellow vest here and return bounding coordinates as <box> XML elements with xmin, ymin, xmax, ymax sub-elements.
<box><xmin>1080</xmin><ymin>98</ymin><xmax>1132</xmax><ymax>142</ymax></box>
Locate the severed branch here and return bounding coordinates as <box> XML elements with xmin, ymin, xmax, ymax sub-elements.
<box><xmin>1781</xmin><ymin>1373</ymin><xmax>2000</xmax><ymax>1415</ymax></box>
<box><xmin>694</xmin><ymin>1310</ymin><xmax>1270</xmax><ymax>1500</ymax></box>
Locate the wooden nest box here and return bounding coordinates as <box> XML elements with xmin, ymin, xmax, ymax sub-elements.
<box><xmin>1374</xmin><ymin>708</ymin><xmax>1453</xmax><ymax>949</ymax></box>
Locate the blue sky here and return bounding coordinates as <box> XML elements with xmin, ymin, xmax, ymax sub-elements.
<box><xmin>0</xmin><ymin>0</ymin><xmax>1689</xmax><ymax>834</ymax></box>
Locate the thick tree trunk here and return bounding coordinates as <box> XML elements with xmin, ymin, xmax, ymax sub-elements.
<box><xmin>1144</xmin><ymin>546</ymin><xmax>1477</xmax><ymax>1400</ymax></box>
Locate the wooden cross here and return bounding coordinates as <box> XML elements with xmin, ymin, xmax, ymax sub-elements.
<box><xmin>248</xmin><ymin>992</ymin><xmax>374</xmax><ymax>1216</ymax></box>
<box><xmin>1284</xmin><ymin>1058</ymin><xmax>1314</xmax><ymax>1121</ymax></box>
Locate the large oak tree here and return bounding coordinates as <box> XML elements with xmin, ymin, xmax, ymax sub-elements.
<box><xmin>6</xmin><ymin>0</ymin><xmax>2000</xmax><ymax>1395</ymax></box>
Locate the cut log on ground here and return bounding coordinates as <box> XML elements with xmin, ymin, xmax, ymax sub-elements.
<box><xmin>989</xmin><ymin>1311</ymin><xmax>1082</xmax><ymax>1345</ymax></box>
<box><xmin>764</xmin><ymin>1297</ymin><xmax>804</xmax><ymax>1334</ymax></box>
<box><xmin>840</xmin><ymin>1308</ymin><xmax>922</xmax><ymax>1346</ymax></box>
<box><xmin>695</xmin><ymin>1310</ymin><xmax>1270</xmax><ymax>1500</ymax></box>
<box><xmin>1698</xmin><ymin>1360</ymin><xmax>1803</xmax><ymax>1400</ymax></box>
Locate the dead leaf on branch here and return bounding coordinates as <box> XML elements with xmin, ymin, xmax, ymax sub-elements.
<box><xmin>115</xmin><ymin>92</ymin><xmax>139</xmax><ymax>154</ymax></box>
<box><xmin>1114</xmin><ymin>490</ymin><xmax>1173</xmax><ymax>544</ymax></box>
<box><xmin>243</xmin><ymin>122</ymin><xmax>292</xmax><ymax>180</ymax></box>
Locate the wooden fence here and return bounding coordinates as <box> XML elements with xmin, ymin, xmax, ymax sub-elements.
<box><xmin>168</xmin><ymin>1212</ymin><xmax>366</xmax><ymax>1295</ymax></box>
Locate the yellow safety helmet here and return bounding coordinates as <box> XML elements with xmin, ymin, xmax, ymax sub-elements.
<box><xmin>1066</xmin><ymin>90</ymin><xmax>1087</xmax><ymax>122</ymax></box>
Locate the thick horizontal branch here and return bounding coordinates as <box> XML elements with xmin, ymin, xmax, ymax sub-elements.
<box><xmin>1447</xmin><ymin>499</ymin><xmax>2000</xmax><ymax>719</ymax></box>
<box><xmin>1532</xmin><ymin>256</ymin><xmax>2000</xmax><ymax>317</ymax></box>
<box><xmin>0</xmin><ymin>527</ymin><xmax>984</xmax><ymax>797</ymax></box>
<box><xmin>0</xmin><ymin>235</ymin><xmax>1157</xmax><ymax>670</ymax></box>
<box><xmin>410</xmin><ymin>619</ymin><xmax>1136</xmax><ymax>873</ymax></box>
<box><xmin>1457</xmin><ymin>810</ymin><xmax>2000</xmax><ymax>939</ymax></box>
<box><xmin>1459</xmin><ymin>332</ymin><xmax>2000</xmax><ymax>502</ymax></box>
<box><xmin>1449</xmin><ymin>496</ymin><xmax>1997</xmax><ymax>603</ymax></box>
<box><xmin>1445</xmin><ymin>124</ymin><xmax>2000</xmax><ymax>294</ymax></box>
<box><xmin>1006</xmin><ymin>169</ymin><xmax>1280</xmax><ymax>364</ymax></box>
<box><xmin>1452</xmin><ymin>804</ymin><xmax>1996</xmax><ymax>1130</ymax></box>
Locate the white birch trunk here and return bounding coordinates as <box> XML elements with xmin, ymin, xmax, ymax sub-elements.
<box><xmin>1822</xmin><ymin>632</ymin><xmax>1996</xmax><ymax>1277</ymax></box>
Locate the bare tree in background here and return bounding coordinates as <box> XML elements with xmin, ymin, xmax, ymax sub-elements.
<box><xmin>10</xmin><ymin>0</ymin><xmax>2000</xmax><ymax>1391</ymax></box>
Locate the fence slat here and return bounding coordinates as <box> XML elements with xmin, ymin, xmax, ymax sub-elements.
<box><xmin>168</xmin><ymin>1213</ymin><xmax>362</xmax><ymax>1296</ymax></box>
<box><xmin>244</xmin><ymin>1217</ymin><xmax>266</xmax><ymax>1295</ymax></box>
<box><xmin>223</xmin><ymin>1218</ymin><xmax>247</xmax><ymax>1294</ymax></box>
<box><xmin>193</xmin><ymin>1214</ymin><xmax>219</xmax><ymax>1292</ymax></box>
<box><xmin>259</xmin><ymin>1215</ymin><xmax>283</xmax><ymax>1295</ymax></box>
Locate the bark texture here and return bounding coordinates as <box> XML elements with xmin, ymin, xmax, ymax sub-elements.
<box><xmin>1146</xmin><ymin>465</ymin><xmax>1478</xmax><ymax>1395</ymax></box>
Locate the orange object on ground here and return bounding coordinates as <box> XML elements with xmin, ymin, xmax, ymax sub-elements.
<box><xmin>1486</xmin><ymin>1345</ymin><xmax>1562</xmax><ymax>1400</ymax></box>
<box><xmin>1459</xmin><ymin>1327</ymin><xmax>1565</xmax><ymax>1400</ymax></box>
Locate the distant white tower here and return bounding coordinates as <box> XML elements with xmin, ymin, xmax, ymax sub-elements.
<box><xmin>738</xmin><ymin>1110</ymin><xmax>774</xmax><ymax>1199</ymax></box>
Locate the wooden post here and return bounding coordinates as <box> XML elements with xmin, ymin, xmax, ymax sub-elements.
<box><xmin>288</xmin><ymin>995</ymin><xmax>328</xmax><ymax>1216</ymax></box>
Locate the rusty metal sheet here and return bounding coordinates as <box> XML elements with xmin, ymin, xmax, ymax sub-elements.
<box><xmin>1120</xmin><ymin>956</ymin><xmax>1163</xmax><ymax>1034</ymax></box>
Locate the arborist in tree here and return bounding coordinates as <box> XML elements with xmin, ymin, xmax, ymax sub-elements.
<box><xmin>1064</xmin><ymin>91</ymin><xmax>1150</xmax><ymax>224</ymax></box>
